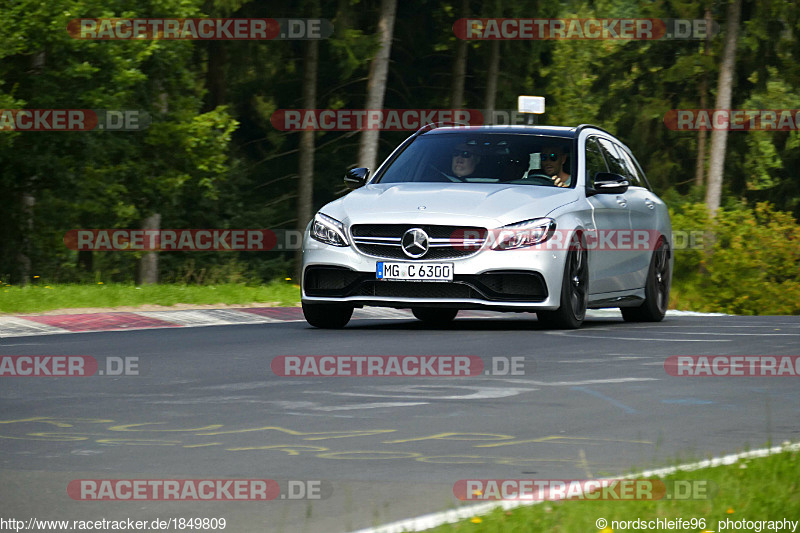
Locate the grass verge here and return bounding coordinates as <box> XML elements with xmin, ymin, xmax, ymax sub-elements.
<box><xmin>424</xmin><ymin>447</ymin><xmax>799</xmax><ymax>532</ymax></box>
<box><xmin>0</xmin><ymin>282</ymin><xmax>301</xmax><ymax>314</ymax></box>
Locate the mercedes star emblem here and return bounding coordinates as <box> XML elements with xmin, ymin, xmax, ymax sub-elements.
<box><xmin>401</xmin><ymin>228</ymin><xmax>429</xmax><ymax>259</ymax></box>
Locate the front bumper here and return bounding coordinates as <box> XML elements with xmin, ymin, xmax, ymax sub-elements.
<box><xmin>301</xmin><ymin>236</ymin><xmax>569</xmax><ymax>311</ymax></box>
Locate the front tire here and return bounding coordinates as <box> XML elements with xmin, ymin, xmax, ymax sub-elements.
<box><xmin>537</xmin><ymin>243</ymin><xmax>588</xmax><ymax>329</ymax></box>
<box><xmin>412</xmin><ymin>307</ymin><xmax>458</xmax><ymax>325</ymax></box>
<box><xmin>621</xmin><ymin>238</ymin><xmax>671</xmax><ymax>322</ymax></box>
<box><xmin>302</xmin><ymin>302</ymin><xmax>354</xmax><ymax>329</ymax></box>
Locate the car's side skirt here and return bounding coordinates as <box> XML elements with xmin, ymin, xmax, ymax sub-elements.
<box><xmin>587</xmin><ymin>288</ymin><xmax>645</xmax><ymax>309</ymax></box>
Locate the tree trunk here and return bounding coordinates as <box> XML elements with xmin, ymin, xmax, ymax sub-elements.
<box><xmin>137</xmin><ymin>213</ymin><xmax>161</xmax><ymax>285</ymax></box>
<box><xmin>450</xmin><ymin>0</ymin><xmax>470</xmax><ymax>109</ymax></box>
<box><xmin>484</xmin><ymin>40</ymin><xmax>500</xmax><ymax>124</ymax></box>
<box><xmin>705</xmin><ymin>0</ymin><xmax>742</xmax><ymax>216</ymax></box>
<box><xmin>17</xmin><ymin>52</ymin><xmax>45</xmax><ymax>286</ymax></box>
<box><xmin>77</xmin><ymin>250</ymin><xmax>93</xmax><ymax>272</ymax></box>
<box><xmin>357</xmin><ymin>0</ymin><xmax>397</xmax><ymax>171</ymax></box>
<box><xmin>694</xmin><ymin>7</ymin><xmax>713</xmax><ymax>187</ymax></box>
<box><xmin>294</xmin><ymin>36</ymin><xmax>320</xmax><ymax>281</ymax></box>
<box><xmin>205</xmin><ymin>41</ymin><xmax>227</xmax><ymax>112</ymax></box>
<box><xmin>17</xmin><ymin>191</ymin><xmax>34</xmax><ymax>286</ymax></box>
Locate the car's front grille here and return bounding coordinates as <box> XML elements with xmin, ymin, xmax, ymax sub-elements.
<box><xmin>354</xmin><ymin>245</ymin><xmax>476</xmax><ymax>260</ymax></box>
<box><xmin>355</xmin><ymin>281</ymin><xmax>480</xmax><ymax>299</ymax></box>
<box><xmin>350</xmin><ymin>224</ymin><xmax>487</xmax><ymax>260</ymax></box>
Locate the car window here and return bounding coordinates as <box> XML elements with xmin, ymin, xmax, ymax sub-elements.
<box><xmin>614</xmin><ymin>143</ymin><xmax>643</xmax><ymax>188</ymax></box>
<box><xmin>595</xmin><ymin>138</ymin><xmax>628</xmax><ymax>179</ymax></box>
<box><xmin>628</xmin><ymin>151</ymin><xmax>652</xmax><ymax>190</ymax></box>
<box><xmin>585</xmin><ymin>137</ymin><xmax>608</xmax><ymax>188</ymax></box>
<box><xmin>376</xmin><ymin>133</ymin><xmax>576</xmax><ymax>187</ymax></box>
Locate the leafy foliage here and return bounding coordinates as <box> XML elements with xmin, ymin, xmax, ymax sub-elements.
<box><xmin>671</xmin><ymin>201</ymin><xmax>800</xmax><ymax>315</ymax></box>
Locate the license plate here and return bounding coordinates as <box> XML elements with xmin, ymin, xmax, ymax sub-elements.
<box><xmin>376</xmin><ymin>262</ymin><xmax>454</xmax><ymax>281</ymax></box>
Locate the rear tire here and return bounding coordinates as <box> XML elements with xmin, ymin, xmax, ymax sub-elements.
<box><xmin>537</xmin><ymin>241</ymin><xmax>588</xmax><ymax>330</ymax></box>
<box><xmin>412</xmin><ymin>307</ymin><xmax>458</xmax><ymax>325</ymax></box>
<box><xmin>621</xmin><ymin>238</ymin><xmax>671</xmax><ymax>322</ymax></box>
<box><xmin>302</xmin><ymin>302</ymin><xmax>354</xmax><ymax>329</ymax></box>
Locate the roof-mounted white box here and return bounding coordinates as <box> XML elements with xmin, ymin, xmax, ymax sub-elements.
<box><xmin>517</xmin><ymin>95</ymin><xmax>545</xmax><ymax>114</ymax></box>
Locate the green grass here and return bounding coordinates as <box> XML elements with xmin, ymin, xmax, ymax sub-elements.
<box><xmin>0</xmin><ymin>278</ymin><xmax>737</xmax><ymax>315</ymax></box>
<box><xmin>0</xmin><ymin>281</ymin><xmax>301</xmax><ymax>314</ymax></box>
<box><xmin>668</xmin><ymin>278</ymin><xmax>715</xmax><ymax>313</ymax></box>
<box><xmin>423</xmin><ymin>447</ymin><xmax>800</xmax><ymax>532</ymax></box>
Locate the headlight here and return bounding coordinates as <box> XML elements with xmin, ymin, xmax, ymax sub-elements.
<box><xmin>490</xmin><ymin>218</ymin><xmax>556</xmax><ymax>250</ymax></box>
<box><xmin>311</xmin><ymin>213</ymin><xmax>349</xmax><ymax>247</ymax></box>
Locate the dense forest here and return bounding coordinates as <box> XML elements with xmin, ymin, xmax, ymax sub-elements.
<box><xmin>1</xmin><ymin>0</ymin><xmax>798</xmax><ymax>312</ymax></box>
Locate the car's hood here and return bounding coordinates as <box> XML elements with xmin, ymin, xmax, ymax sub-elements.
<box><xmin>322</xmin><ymin>183</ymin><xmax>580</xmax><ymax>227</ymax></box>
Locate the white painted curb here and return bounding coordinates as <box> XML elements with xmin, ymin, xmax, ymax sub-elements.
<box><xmin>349</xmin><ymin>442</ymin><xmax>800</xmax><ymax>533</ymax></box>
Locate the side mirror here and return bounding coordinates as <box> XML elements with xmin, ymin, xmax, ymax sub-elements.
<box><xmin>344</xmin><ymin>167</ymin><xmax>370</xmax><ymax>189</ymax></box>
<box><xmin>590</xmin><ymin>172</ymin><xmax>629</xmax><ymax>195</ymax></box>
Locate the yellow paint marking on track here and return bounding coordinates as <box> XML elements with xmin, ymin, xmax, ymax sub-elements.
<box><xmin>196</xmin><ymin>426</ymin><xmax>396</xmax><ymax>440</ymax></box>
<box><xmin>316</xmin><ymin>451</ymin><xmax>423</xmax><ymax>460</ymax></box>
<box><xmin>107</xmin><ymin>423</ymin><xmax>224</xmax><ymax>432</ymax></box>
<box><xmin>383</xmin><ymin>432</ymin><xmax>515</xmax><ymax>444</ymax></box>
<box><xmin>95</xmin><ymin>438</ymin><xmax>182</xmax><ymax>446</ymax></box>
<box><xmin>0</xmin><ymin>432</ymin><xmax>91</xmax><ymax>441</ymax></box>
<box><xmin>226</xmin><ymin>445</ymin><xmax>329</xmax><ymax>455</ymax></box>
<box><xmin>475</xmin><ymin>435</ymin><xmax>653</xmax><ymax>448</ymax></box>
<box><xmin>0</xmin><ymin>417</ymin><xmax>114</xmax><ymax>427</ymax></box>
<box><xmin>493</xmin><ymin>457</ymin><xmax>578</xmax><ymax>466</ymax></box>
<box><xmin>414</xmin><ymin>455</ymin><xmax>499</xmax><ymax>464</ymax></box>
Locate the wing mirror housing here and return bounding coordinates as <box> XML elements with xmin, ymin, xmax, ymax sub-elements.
<box><xmin>344</xmin><ymin>167</ymin><xmax>370</xmax><ymax>189</ymax></box>
<box><xmin>588</xmin><ymin>172</ymin><xmax>629</xmax><ymax>195</ymax></box>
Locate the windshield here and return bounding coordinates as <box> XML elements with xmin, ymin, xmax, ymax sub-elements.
<box><xmin>376</xmin><ymin>133</ymin><xmax>575</xmax><ymax>187</ymax></box>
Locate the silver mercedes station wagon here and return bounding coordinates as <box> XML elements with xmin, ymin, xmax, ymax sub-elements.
<box><xmin>301</xmin><ymin>124</ymin><xmax>672</xmax><ymax>329</ymax></box>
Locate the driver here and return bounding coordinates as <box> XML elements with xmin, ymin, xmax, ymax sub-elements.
<box><xmin>451</xmin><ymin>144</ymin><xmax>480</xmax><ymax>177</ymax></box>
<box><xmin>540</xmin><ymin>146</ymin><xmax>571</xmax><ymax>187</ymax></box>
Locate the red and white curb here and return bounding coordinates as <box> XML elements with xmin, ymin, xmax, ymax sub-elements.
<box><xmin>0</xmin><ymin>308</ymin><xmax>724</xmax><ymax>338</ymax></box>
<box><xmin>0</xmin><ymin>307</ymin><xmax>464</xmax><ymax>338</ymax></box>
<box><xmin>0</xmin><ymin>308</ymin><xmax>333</xmax><ymax>338</ymax></box>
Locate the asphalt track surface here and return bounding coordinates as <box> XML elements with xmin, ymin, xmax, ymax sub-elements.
<box><xmin>1</xmin><ymin>312</ymin><xmax>799</xmax><ymax>532</ymax></box>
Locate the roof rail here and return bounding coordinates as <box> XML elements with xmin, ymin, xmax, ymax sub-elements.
<box><xmin>415</xmin><ymin>121</ymin><xmax>481</xmax><ymax>135</ymax></box>
<box><xmin>575</xmin><ymin>123</ymin><xmax>615</xmax><ymax>137</ymax></box>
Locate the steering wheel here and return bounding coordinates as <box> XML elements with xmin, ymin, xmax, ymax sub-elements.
<box><xmin>523</xmin><ymin>172</ymin><xmax>558</xmax><ymax>186</ymax></box>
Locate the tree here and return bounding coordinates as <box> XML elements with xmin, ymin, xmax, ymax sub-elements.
<box><xmin>705</xmin><ymin>0</ymin><xmax>743</xmax><ymax>216</ymax></box>
<box><xmin>357</xmin><ymin>0</ymin><xmax>397</xmax><ymax>171</ymax></box>
<box><xmin>449</xmin><ymin>0</ymin><xmax>470</xmax><ymax>109</ymax></box>
<box><xmin>694</xmin><ymin>7</ymin><xmax>713</xmax><ymax>187</ymax></box>
<box><xmin>294</xmin><ymin>34</ymin><xmax>320</xmax><ymax>279</ymax></box>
